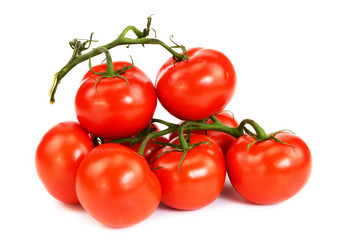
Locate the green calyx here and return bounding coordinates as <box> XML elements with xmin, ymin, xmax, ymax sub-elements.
<box><xmin>88</xmin><ymin>47</ymin><xmax>134</xmax><ymax>91</ymax></box>
<box><xmin>149</xmin><ymin>137</ymin><xmax>211</xmax><ymax>174</ymax></box>
<box><xmin>245</xmin><ymin>128</ymin><xmax>296</xmax><ymax>151</ymax></box>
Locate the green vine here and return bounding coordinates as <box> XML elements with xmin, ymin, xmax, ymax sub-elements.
<box><xmin>49</xmin><ymin>15</ymin><xmax>188</xmax><ymax>103</ymax></box>
<box><xmin>110</xmin><ymin>116</ymin><xmax>285</xmax><ymax>156</ymax></box>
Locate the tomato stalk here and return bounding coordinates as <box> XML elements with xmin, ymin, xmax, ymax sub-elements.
<box><xmin>111</xmin><ymin>116</ymin><xmax>273</xmax><ymax>156</ymax></box>
<box><xmin>49</xmin><ymin>15</ymin><xmax>188</xmax><ymax>103</ymax></box>
<box><xmin>136</xmin><ymin>119</ymin><xmax>179</xmax><ymax>155</ymax></box>
<box><xmin>88</xmin><ymin>47</ymin><xmax>134</xmax><ymax>89</ymax></box>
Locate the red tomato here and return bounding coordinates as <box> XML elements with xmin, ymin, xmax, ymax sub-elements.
<box><xmin>130</xmin><ymin>136</ymin><xmax>169</xmax><ymax>161</ymax></box>
<box><xmin>150</xmin><ymin>134</ymin><xmax>226</xmax><ymax>210</ymax></box>
<box><xmin>156</xmin><ymin>48</ymin><xmax>236</xmax><ymax>120</ymax></box>
<box><xmin>226</xmin><ymin>132</ymin><xmax>312</xmax><ymax>204</ymax></box>
<box><xmin>168</xmin><ymin>111</ymin><xmax>238</xmax><ymax>155</ymax></box>
<box><xmin>75</xmin><ymin>62</ymin><xmax>157</xmax><ymax>140</ymax></box>
<box><xmin>76</xmin><ymin>143</ymin><xmax>161</xmax><ymax>228</ymax></box>
<box><xmin>35</xmin><ymin>121</ymin><xmax>94</xmax><ymax>204</ymax></box>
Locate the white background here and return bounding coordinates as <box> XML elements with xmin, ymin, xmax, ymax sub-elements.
<box><xmin>1</xmin><ymin>0</ymin><xmax>338</xmax><ymax>239</ymax></box>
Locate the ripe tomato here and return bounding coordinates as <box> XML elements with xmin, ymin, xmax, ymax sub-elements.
<box><xmin>226</xmin><ymin>132</ymin><xmax>312</xmax><ymax>204</ymax></box>
<box><xmin>75</xmin><ymin>62</ymin><xmax>157</xmax><ymax>140</ymax></box>
<box><xmin>35</xmin><ymin>121</ymin><xmax>94</xmax><ymax>204</ymax></box>
<box><xmin>168</xmin><ymin>111</ymin><xmax>238</xmax><ymax>155</ymax></box>
<box><xmin>76</xmin><ymin>143</ymin><xmax>161</xmax><ymax>228</ymax></box>
<box><xmin>150</xmin><ymin>134</ymin><xmax>226</xmax><ymax>210</ymax></box>
<box><xmin>156</xmin><ymin>48</ymin><xmax>236</xmax><ymax>120</ymax></box>
<box><xmin>130</xmin><ymin>136</ymin><xmax>169</xmax><ymax>161</ymax></box>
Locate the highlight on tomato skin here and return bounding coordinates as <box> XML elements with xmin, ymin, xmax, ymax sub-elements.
<box><xmin>35</xmin><ymin>121</ymin><xmax>94</xmax><ymax>204</ymax></box>
<box><xmin>226</xmin><ymin>132</ymin><xmax>312</xmax><ymax>205</ymax></box>
<box><xmin>150</xmin><ymin>134</ymin><xmax>226</xmax><ymax>210</ymax></box>
<box><xmin>75</xmin><ymin>143</ymin><xmax>161</xmax><ymax>228</ymax></box>
<box><xmin>155</xmin><ymin>48</ymin><xmax>236</xmax><ymax>121</ymax></box>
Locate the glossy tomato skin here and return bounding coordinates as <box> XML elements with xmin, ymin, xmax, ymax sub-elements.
<box><xmin>75</xmin><ymin>62</ymin><xmax>157</xmax><ymax>140</ymax></box>
<box><xmin>226</xmin><ymin>132</ymin><xmax>312</xmax><ymax>205</ymax></box>
<box><xmin>150</xmin><ymin>134</ymin><xmax>226</xmax><ymax>210</ymax></box>
<box><xmin>76</xmin><ymin>143</ymin><xmax>161</xmax><ymax>228</ymax></box>
<box><xmin>35</xmin><ymin>121</ymin><xmax>94</xmax><ymax>204</ymax></box>
<box><xmin>168</xmin><ymin>111</ymin><xmax>238</xmax><ymax>156</ymax></box>
<box><xmin>156</xmin><ymin>48</ymin><xmax>236</xmax><ymax>120</ymax></box>
<box><xmin>130</xmin><ymin>136</ymin><xmax>169</xmax><ymax>161</ymax></box>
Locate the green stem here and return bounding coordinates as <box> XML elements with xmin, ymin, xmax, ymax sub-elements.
<box><xmin>152</xmin><ymin>118</ymin><xmax>179</xmax><ymax>128</ymax></box>
<box><xmin>178</xmin><ymin>124</ymin><xmax>189</xmax><ymax>149</ymax></box>
<box><xmin>100</xmin><ymin>47</ymin><xmax>114</xmax><ymax>76</ymax></box>
<box><xmin>237</xmin><ymin>119</ymin><xmax>268</xmax><ymax>139</ymax></box>
<box><xmin>88</xmin><ymin>47</ymin><xmax>115</xmax><ymax>76</ymax></box>
<box><xmin>110</xmin><ymin>136</ymin><xmax>144</xmax><ymax>145</ymax></box>
<box><xmin>137</xmin><ymin>127</ymin><xmax>176</xmax><ymax>156</ymax></box>
<box><xmin>120</xmin><ymin>25</ymin><xmax>146</xmax><ymax>38</ymax></box>
<box><xmin>111</xmin><ymin>117</ymin><xmax>269</xmax><ymax>157</ymax></box>
<box><xmin>181</xmin><ymin>117</ymin><xmax>244</xmax><ymax>139</ymax></box>
<box><xmin>49</xmin><ymin>17</ymin><xmax>186</xmax><ymax>103</ymax></box>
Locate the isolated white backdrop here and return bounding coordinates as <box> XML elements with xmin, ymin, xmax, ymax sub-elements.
<box><xmin>1</xmin><ymin>0</ymin><xmax>338</xmax><ymax>239</ymax></box>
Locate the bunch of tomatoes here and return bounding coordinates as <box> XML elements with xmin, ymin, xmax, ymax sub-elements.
<box><xmin>36</xmin><ymin>43</ymin><xmax>312</xmax><ymax>228</ymax></box>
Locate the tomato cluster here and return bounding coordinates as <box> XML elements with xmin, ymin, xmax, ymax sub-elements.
<box><xmin>36</xmin><ymin>47</ymin><xmax>311</xmax><ymax>228</ymax></box>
